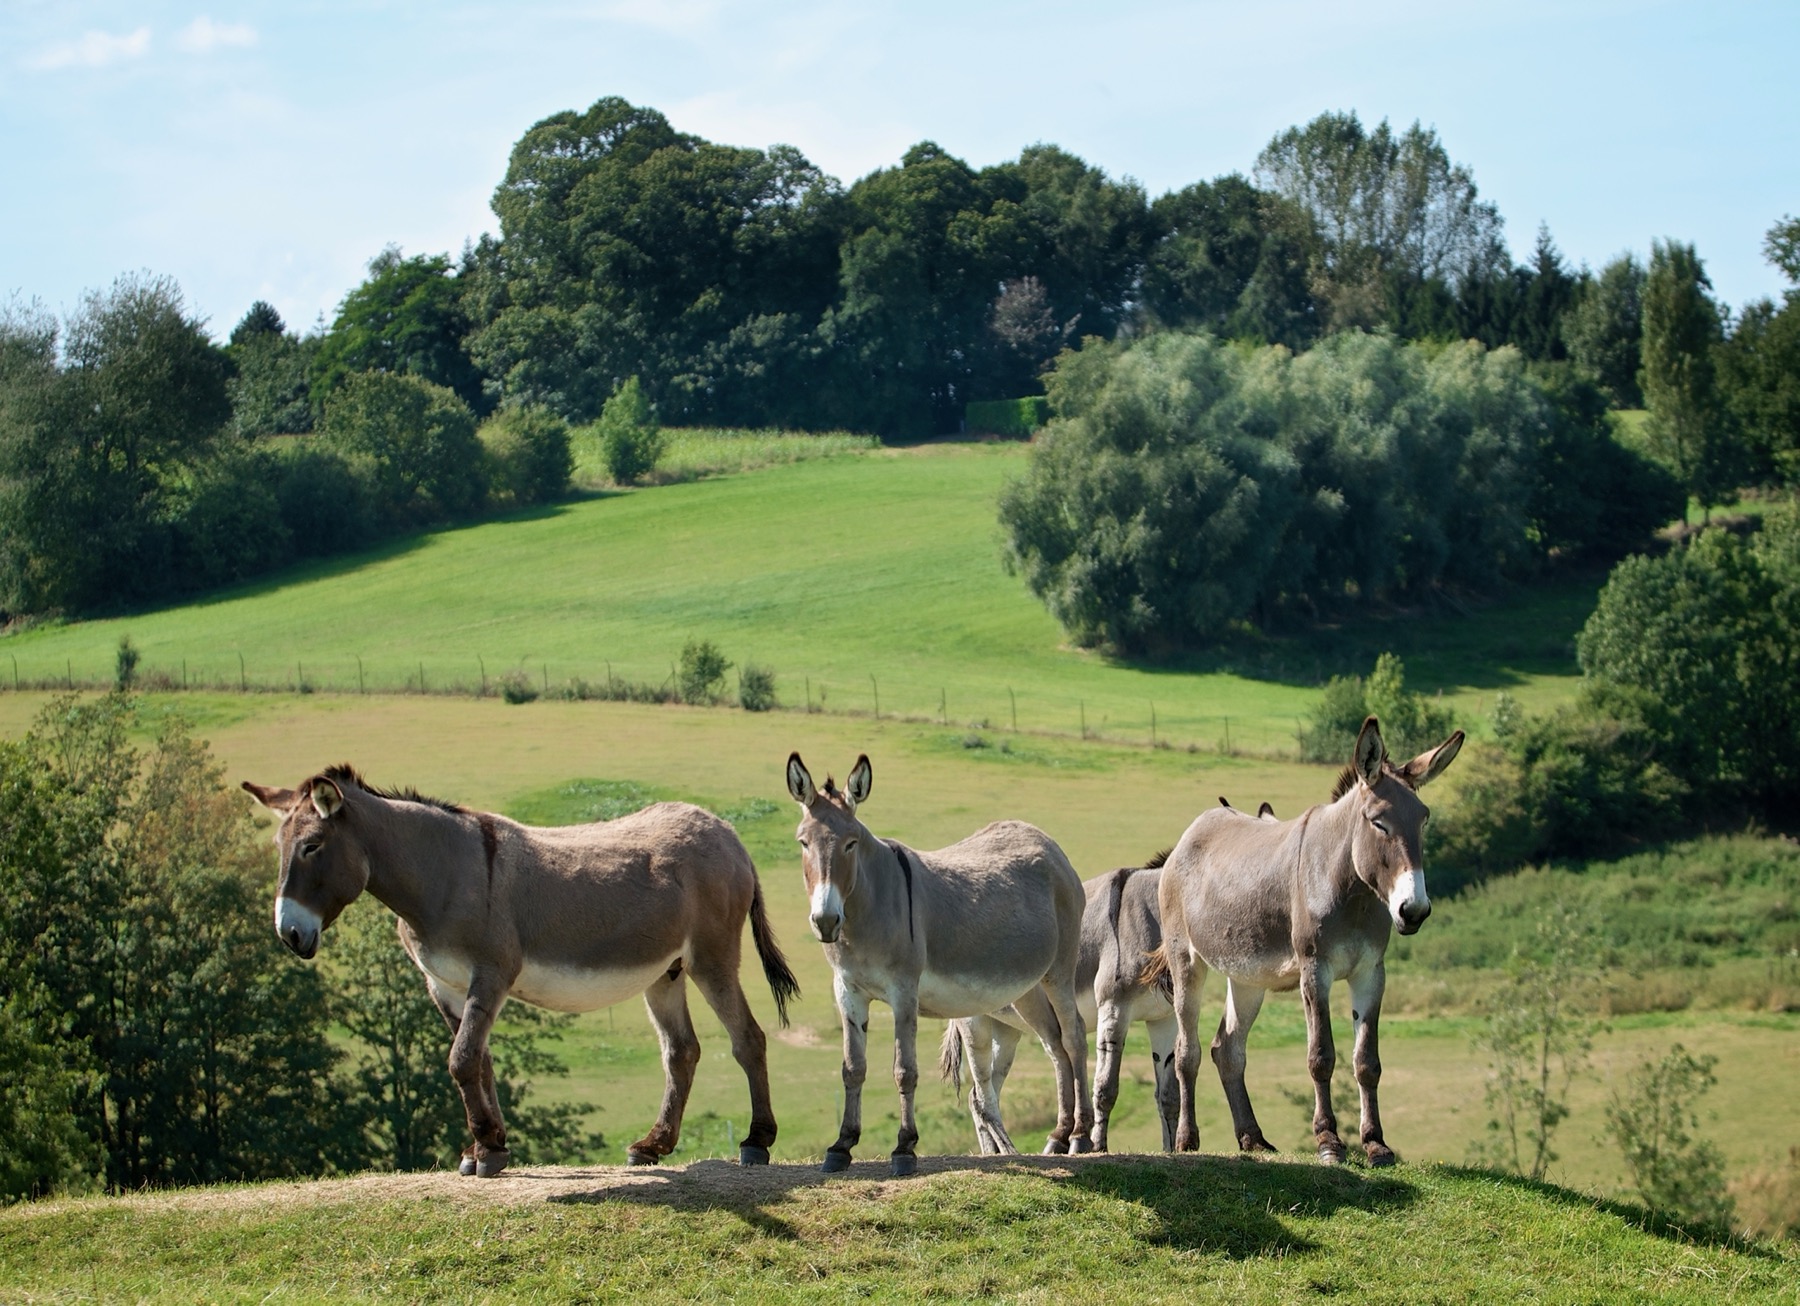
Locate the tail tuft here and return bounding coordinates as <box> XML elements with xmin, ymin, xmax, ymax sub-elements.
<box><xmin>1140</xmin><ymin>944</ymin><xmax>1172</xmax><ymax>998</ymax></box>
<box><xmin>748</xmin><ymin>877</ymin><xmax>800</xmax><ymax>1027</ymax></box>
<box><xmin>939</xmin><ymin>1021</ymin><xmax>966</xmax><ymax>1096</ymax></box>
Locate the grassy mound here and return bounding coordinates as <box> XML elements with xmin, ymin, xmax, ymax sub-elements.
<box><xmin>3</xmin><ymin>1155</ymin><xmax>1789</xmax><ymax>1302</ymax></box>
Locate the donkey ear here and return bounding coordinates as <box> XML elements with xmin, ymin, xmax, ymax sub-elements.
<box><xmin>786</xmin><ymin>753</ymin><xmax>817</xmax><ymax>806</ymax></box>
<box><xmin>1400</xmin><ymin>730</ymin><xmax>1465</xmax><ymax>789</ymax></box>
<box><xmin>310</xmin><ymin>777</ymin><xmax>345</xmax><ymax>820</ymax></box>
<box><xmin>241</xmin><ymin>781</ymin><xmax>297</xmax><ymax>811</ymax></box>
<box><xmin>846</xmin><ymin>755</ymin><xmax>873</xmax><ymax>809</ymax></box>
<box><xmin>1257</xmin><ymin>801</ymin><xmax>1277</xmax><ymax>821</ymax></box>
<box><xmin>1353</xmin><ymin>717</ymin><xmax>1385</xmax><ymax>787</ymax></box>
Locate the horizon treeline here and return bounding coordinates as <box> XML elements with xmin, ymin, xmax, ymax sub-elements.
<box><xmin>3</xmin><ymin>97</ymin><xmax>1797</xmax><ymax>622</ymax></box>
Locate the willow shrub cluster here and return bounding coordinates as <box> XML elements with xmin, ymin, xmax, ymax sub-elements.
<box><xmin>998</xmin><ymin>330</ymin><xmax>1677</xmax><ymax>652</ymax></box>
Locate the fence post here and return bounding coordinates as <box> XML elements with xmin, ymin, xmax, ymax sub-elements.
<box><xmin>419</xmin><ymin>661</ymin><xmax>426</xmax><ymax>694</ymax></box>
<box><xmin>871</xmin><ymin>675</ymin><xmax>880</xmax><ymax>720</ymax></box>
<box><xmin>1080</xmin><ymin>700</ymin><xmax>1086</xmax><ymax>740</ymax></box>
<box><xmin>357</xmin><ymin>656</ymin><xmax>365</xmax><ymax>695</ymax></box>
<box><xmin>479</xmin><ymin>656</ymin><xmax>487</xmax><ymax>698</ymax></box>
<box><xmin>1009</xmin><ymin>687</ymin><xmax>1017</xmax><ymax>731</ymax></box>
<box><xmin>939</xmin><ymin>688</ymin><xmax>946</xmax><ymax>725</ymax></box>
<box><xmin>237</xmin><ymin>652</ymin><xmax>245</xmax><ymax>692</ymax></box>
<box><xmin>1150</xmin><ymin>702</ymin><xmax>1157</xmax><ymax>748</ymax></box>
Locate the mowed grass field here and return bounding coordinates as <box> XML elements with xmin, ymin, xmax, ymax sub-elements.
<box><xmin>0</xmin><ymin>439</ymin><xmax>1596</xmax><ymax>755</ymax></box>
<box><xmin>1</xmin><ymin>689</ymin><xmax>1793</xmax><ymax>1219</ymax></box>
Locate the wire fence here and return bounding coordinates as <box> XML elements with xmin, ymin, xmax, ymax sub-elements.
<box><xmin>0</xmin><ymin>650</ymin><xmax>1310</xmax><ymax>759</ymax></box>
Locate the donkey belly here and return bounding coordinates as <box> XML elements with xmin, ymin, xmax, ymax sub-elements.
<box><xmin>511</xmin><ymin>955</ymin><xmax>678</xmax><ymax>1014</ymax></box>
<box><xmin>917</xmin><ymin>967</ymin><xmax>1045</xmax><ymax>1020</ymax></box>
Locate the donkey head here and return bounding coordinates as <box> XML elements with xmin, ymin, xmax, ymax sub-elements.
<box><xmin>1344</xmin><ymin>717</ymin><xmax>1464</xmax><ymax>936</ymax></box>
<box><xmin>786</xmin><ymin>752</ymin><xmax>873</xmax><ymax>944</ymax></box>
<box><xmin>242</xmin><ymin>773</ymin><xmax>372</xmax><ymax>960</ymax></box>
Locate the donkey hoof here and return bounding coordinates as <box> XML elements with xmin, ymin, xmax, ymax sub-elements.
<box><xmin>475</xmin><ymin>1148</ymin><xmax>510</xmax><ymax>1178</ymax></box>
<box><xmin>1240</xmin><ymin>1132</ymin><xmax>1278</xmax><ymax>1154</ymax></box>
<box><xmin>739</xmin><ymin>1145</ymin><xmax>771</xmax><ymax>1167</ymax></box>
<box><xmin>1367</xmin><ymin>1143</ymin><xmax>1397</xmax><ymax>1168</ymax></box>
<box><xmin>1042</xmin><ymin>1137</ymin><xmax>1069</xmax><ymax>1156</ymax></box>
<box><xmin>1068</xmin><ymin>1135</ymin><xmax>1094</xmax><ymax>1155</ymax></box>
<box><xmin>820</xmin><ymin>1148</ymin><xmax>853</xmax><ymax>1174</ymax></box>
<box><xmin>1317</xmin><ymin>1145</ymin><xmax>1347</xmax><ymax>1166</ymax></box>
<box><xmin>458</xmin><ymin>1154</ymin><xmax>477</xmax><ymax>1177</ymax></box>
<box><xmin>627</xmin><ymin>1149</ymin><xmax>661</xmax><ymax>1167</ymax></box>
<box><xmin>889</xmin><ymin>1152</ymin><xmax>917</xmax><ymax>1177</ymax></box>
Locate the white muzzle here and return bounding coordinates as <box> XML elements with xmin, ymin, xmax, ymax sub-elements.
<box><xmin>1387</xmin><ymin>869</ymin><xmax>1431</xmax><ymax>934</ymax></box>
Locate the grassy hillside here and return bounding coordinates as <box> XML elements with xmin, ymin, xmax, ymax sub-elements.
<box><xmin>3</xmin><ymin>1155</ymin><xmax>1792</xmax><ymax>1302</ymax></box>
<box><xmin>0</xmin><ymin>440</ymin><xmax>1595</xmax><ymax>754</ymax></box>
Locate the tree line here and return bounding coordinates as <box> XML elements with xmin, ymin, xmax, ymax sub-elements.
<box><xmin>4</xmin><ymin>99</ymin><xmax>1795</xmax><ymax>622</ymax></box>
<box><xmin>0</xmin><ymin>694</ymin><xmax>602</xmax><ymax>1199</ymax></box>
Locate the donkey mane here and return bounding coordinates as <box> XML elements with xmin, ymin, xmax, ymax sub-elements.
<box><xmin>1142</xmin><ymin>848</ymin><xmax>1172</xmax><ymax>870</ymax></box>
<box><xmin>315</xmin><ymin>763</ymin><xmax>468</xmax><ymax>814</ymax></box>
<box><xmin>1328</xmin><ymin>765</ymin><xmax>1358</xmax><ymax>802</ymax></box>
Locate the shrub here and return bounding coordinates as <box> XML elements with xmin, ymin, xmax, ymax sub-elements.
<box><xmin>323</xmin><ymin>371</ymin><xmax>487</xmax><ymax>519</ymax></box>
<box><xmin>738</xmin><ymin>663</ymin><xmax>777</xmax><ymax>712</ymax></box>
<box><xmin>677</xmin><ymin>639</ymin><xmax>731</xmax><ymax>705</ymax></box>
<box><xmin>499</xmin><ymin>670</ymin><xmax>539</xmax><ymax>704</ymax></box>
<box><xmin>480</xmin><ymin>406</ymin><xmax>572</xmax><ymax>505</ymax></box>
<box><xmin>1605</xmin><ymin>1044</ymin><xmax>1735</xmax><ymax>1232</ymax></box>
<box><xmin>113</xmin><ymin>636</ymin><xmax>140</xmax><ymax>691</ymax></box>
<box><xmin>598</xmin><ymin>377</ymin><xmax>663</xmax><ymax>485</ymax></box>
<box><xmin>966</xmin><ymin>397</ymin><xmax>1049</xmax><ymax>437</ymax></box>
<box><xmin>1297</xmin><ymin>654</ymin><xmax>1452</xmax><ymax>763</ymax></box>
<box><xmin>270</xmin><ymin>442</ymin><xmax>375</xmax><ymax>558</ymax></box>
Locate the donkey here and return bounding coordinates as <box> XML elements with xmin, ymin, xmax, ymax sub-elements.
<box><xmin>1147</xmin><ymin>717</ymin><xmax>1462</xmax><ymax>1166</ymax></box>
<box><xmin>943</xmin><ymin>858</ymin><xmax>1180</xmax><ymax>1154</ymax></box>
<box><xmin>244</xmin><ymin>766</ymin><xmax>799</xmax><ymax>1176</ymax></box>
<box><xmin>786</xmin><ymin>753</ymin><xmax>1091</xmax><ymax>1175</ymax></box>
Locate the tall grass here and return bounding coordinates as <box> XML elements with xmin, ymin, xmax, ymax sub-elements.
<box><xmin>570</xmin><ymin>424</ymin><xmax>881</xmax><ymax>488</ymax></box>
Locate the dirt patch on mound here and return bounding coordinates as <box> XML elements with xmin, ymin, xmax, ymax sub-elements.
<box><xmin>14</xmin><ymin>1155</ymin><xmax>1113</xmax><ymax>1219</ymax></box>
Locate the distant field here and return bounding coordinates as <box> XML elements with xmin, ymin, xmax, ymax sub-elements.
<box><xmin>0</xmin><ymin>439</ymin><xmax>1598</xmax><ymax>755</ymax></box>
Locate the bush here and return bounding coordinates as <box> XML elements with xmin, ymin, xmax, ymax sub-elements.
<box><xmin>966</xmin><ymin>397</ymin><xmax>1049</xmax><ymax>437</ymax></box>
<box><xmin>499</xmin><ymin>670</ymin><xmax>539</xmax><ymax>705</ymax></box>
<box><xmin>113</xmin><ymin>636</ymin><xmax>139</xmax><ymax>692</ymax></box>
<box><xmin>598</xmin><ymin>377</ymin><xmax>663</xmax><ymax>485</ymax></box>
<box><xmin>270</xmin><ymin>442</ymin><xmax>375</xmax><ymax>559</ymax></box>
<box><xmin>677</xmin><ymin>639</ymin><xmax>731</xmax><ymax>705</ymax></box>
<box><xmin>161</xmin><ymin>446</ymin><xmax>293</xmax><ymax>590</ymax></box>
<box><xmin>323</xmin><ymin>372</ymin><xmax>487</xmax><ymax>520</ymax></box>
<box><xmin>1605</xmin><ymin>1044</ymin><xmax>1735</xmax><ymax>1232</ymax></box>
<box><xmin>480</xmin><ymin>406</ymin><xmax>572</xmax><ymax>506</ymax></box>
<box><xmin>1297</xmin><ymin>654</ymin><xmax>1452</xmax><ymax>763</ymax></box>
<box><xmin>738</xmin><ymin>663</ymin><xmax>777</xmax><ymax>712</ymax></box>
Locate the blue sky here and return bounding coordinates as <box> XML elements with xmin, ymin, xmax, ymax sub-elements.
<box><xmin>4</xmin><ymin>1</ymin><xmax>1795</xmax><ymax>339</ymax></box>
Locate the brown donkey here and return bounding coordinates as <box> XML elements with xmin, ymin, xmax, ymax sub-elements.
<box><xmin>787</xmin><ymin>753</ymin><xmax>1091</xmax><ymax>1174</ymax></box>
<box><xmin>244</xmin><ymin>766</ymin><xmax>799</xmax><ymax>1176</ymax></box>
<box><xmin>1147</xmin><ymin>717</ymin><xmax>1462</xmax><ymax>1165</ymax></box>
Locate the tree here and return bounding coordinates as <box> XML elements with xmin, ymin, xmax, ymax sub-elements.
<box><xmin>1719</xmin><ymin>216</ymin><xmax>1800</xmax><ymax>484</ymax></box>
<box><xmin>322</xmin><ymin>371</ymin><xmax>487</xmax><ymax>519</ymax></box>
<box><xmin>1564</xmin><ymin>253</ymin><xmax>1646</xmax><ymax>408</ymax></box>
<box><xmin>0</xmin><ymin>275</ymin><xmax>230</xmax><ymax>614</ymax></box>
<box><xmin>597</xmin><ymin>376</ymin><xmax>662</xmax><ymax>484</ymax></box>
<box><xmin>480</xmin><ymin>405</ymin><xmax>572</xmax><ymax>505</ymax></box>
<box><xmin>311</xmin><ymin>248</ymin><xmax>488</xmax><ymax>413</ymax></box>
<box><xmin>226</xmin><ymin>301</ymin><xmax>315</xmax><ymax>437</ymax></box>
<box><xmin>1640</xmin><ymin>240</ymin><xmax>1739</xmax><ymax>513</ymax></box>
<box><xmin>1254</xmin><ymin>112</ymin><xmax>1507</xmax><ymax>331</ymax></box>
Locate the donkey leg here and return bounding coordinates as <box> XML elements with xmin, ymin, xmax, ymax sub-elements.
<box><xmin>1011</xmin><ymin>987</ymin><xmax>1077</xmax><ymax>1155</ymax></box>
<box><xmin>1167</xmin><ymin>946</ymin><xmax>1207</xmax><ymax>1153</ymax></box>
<box><xmin>1090</xmin><ymin>996</ymin><xmax>1131</xmax><ymax>1153</ymax></box>
<box><xmin>889</xmin><ymin>990</ymin><xmax>924</xmax><ymax>1176</ymax></box>
<box><xmin>1300</xmin><ymin>959</ymin><xmax>1346</xmax><ymax>1164</ymax></box>
<box><xmin>976</xmin><ymin>1021</ymin><xmax>1023</xmax><ymax>1155</ymax></box>
<box><xmin>1043</xmin><ymin>981</ymin><xmax>1093</xmax><ymax>1153</ymax></box>
<box><xmin>823</xmin><ymin>977</ymin><xmax>870</xmax><ymax>1173</ymax></box>
<box><xmin>1212</xmin><ymin>978</ymin><xmax>1275</xmax><ymax>1153</ymax></box>
<box><xmin>691</xmin><ymin>959</ymin><xmax>778</xmax><ymax>1165</ymax></box>
<box><xmin>1348</xmin><ymin>959</ymin><xmax>1394</xmax><ymax>1166</ymax></box>
<box><xmin>632</xmin><ymin>972</ymin><xmax>702</xmax><ymax>1165</ymax></box>
<box><xmin>448</xmin><ymin>978</ymin><xmax>512</xmax><ymax>1177</ymax></box>
<box><xmin>954</xmin><ymin>1017</ymin><xmax>1017</xmax><ymax>1156</ymax></box>
<box><xmin>1146</xmin><ymin>1015</ymin><xmax>1181</xmax><ymax>1152</ymax></box>
<box><xmin>424</xmin><ymin>980</ymin><xmax>482</xmax><ymax>1177</ymax></box>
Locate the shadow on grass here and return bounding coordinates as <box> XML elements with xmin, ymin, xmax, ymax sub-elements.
<box><xmin>547</xmin><ymin>1152</ymin><xmax>1418</xmax><ymax>1260</ymax></box>
<box><xmin>1095</xmin><ymin>571</ymin><xmax>1608</xmax><ymax>693</ymax></box>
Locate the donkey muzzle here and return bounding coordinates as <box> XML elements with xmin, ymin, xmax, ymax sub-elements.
<box><xmin>275</xmin><ymin>896</ymin><xmax>323</xmax><ymax>960</ymax></box>
<box><xmin>1396</xmin><ymin>898</ymin><xmax>1431</xmax><ymax>934</ymax></box>
<box><xmin>1387</xmin><ymin>869</ymin><xmax>1431</xmax><ymax>935</ymax></box>
<box><xmin>809</xmin><ymin>882</ymin><xmax>844</xmax><ymax>944</ymax></box>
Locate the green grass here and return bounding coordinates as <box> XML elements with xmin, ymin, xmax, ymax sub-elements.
<box><xmin>569</xmin><ymin>424</ymin><xmax>881</xmax><ymax>489</ymax></box>
<box><xmin>0</xmin><ymin>440</ymin><xmax>1595</xmax><ymax>754</ymax></box>
<box><xmin>2</xmin><ymin>1157</ymin><xmax>1791</xmax><ymax>1302</ymax></box>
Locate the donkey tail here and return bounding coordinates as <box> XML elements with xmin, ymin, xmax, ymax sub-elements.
<box><xmin>939</xmin><ymin>1020</ymin><xmax>967</xmax><ymax>1096</ymax></box>
<box><xmin>748</xmin><ymin>876</ymin><xmax>800</xmax><ymax>1028</ymax></box>
<box><xmin>1140</xmin><ymin>943</ymin><xmax>1172</xmax><ymax>998</ymax></box>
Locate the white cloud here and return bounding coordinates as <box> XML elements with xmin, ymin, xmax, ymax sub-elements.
<box><xmin>174</xmin><ymin>17</ymin><xmax>259</xmax><ymax>54</ymax></box>
<box><xmin>29</xmin><ymin>27</ymin><xmax>152</xmax><ymax>71</ymax></box>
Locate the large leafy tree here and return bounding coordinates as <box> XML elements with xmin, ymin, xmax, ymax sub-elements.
<box><xmin>1719</xmin><ymin>216</ymin><xmax>1800</xmax><ymax>483</ymax></box>
<box><xmin>312</xmin><ymin>249</ymin><xmax>488</xmax><ymax>413</ymax></box>
<box><xmin>1254</xmin><ymin>112</ymin><xmax>1508</xmax><ymax>332</ymax></box>
<box><xmin>0</xmin><ymin>276</ymin><xmax>230</xmax><ymax>614</ymax></box>
<box><xmin>1564</xmin><ymin>253</ymin><xmax>1646</xmax><ymax>408</ymax></box>
<box><xmin>322</xmin><ymin>371</ymin><xmax>486</xmax><ymax>520</ymax></box>
<box><xmin>226</xmin><ymin>300</ymin><xmax>315</xmax><ymax>436</ymax></box>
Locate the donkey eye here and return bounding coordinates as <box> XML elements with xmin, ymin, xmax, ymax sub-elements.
<box><xmin>298</xmin><ymin>841</ymin><xmax>322</xmax><ymax>858</ymax></box>
<box><xmin>1371</xmin><ymin>820</ymin><xmax>1389</xmax><ymax>835</ymax></box>
<box><xmin>797</xmin><ymin>836</ymin><xmax>808</xmax><ymax>848</ymax></box>
<box><xmin>844</xmin><ymin>838</ymin><xmax>858</xmax><ymax>852</ymax></box>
